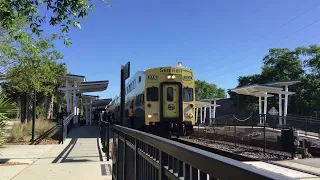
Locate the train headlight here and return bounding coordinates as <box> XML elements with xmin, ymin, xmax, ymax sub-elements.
<box><xmin>167</xmin><ymin>75</ymin><xmax>172</xmax><ymax>79</ymax></box>
<box><xmin>171</xmin><ymin>75</ymin><xmax>176</xmax><ymax>79</ymax></box>
<box><xmin>147</xmin><ymin>114</ymin><xmax>152</xmax><ymax>118</ymax></box>
<box><xmin>188</xmin><ymin>113</ymin><xmax>194</xmax><ymax>118</ymax></box>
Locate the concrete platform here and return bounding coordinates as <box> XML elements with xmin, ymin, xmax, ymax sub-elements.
<box><xmin>244</xmin><ymin>161</ymin><xmax>320</xmax><ymax>179</ymax></box>
<box><xmin>0</xmin><ymin>125</ymin><xmax>112</xmax><ymax>180</ymax></box>
<box><xmin>271</xmin><ymin>158</ymin><xmax>320</xmax><ymax>176</ymax></box>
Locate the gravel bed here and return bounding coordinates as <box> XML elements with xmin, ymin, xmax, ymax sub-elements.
<box><xmin>200</xmin><ymin>126</ymin><xmax>320</xmax><ymax>148</ymax></box>
<box><xmin>182</xmin><ymin>137</ymin><xmax>292</xmax><ymax>161</ymax></box>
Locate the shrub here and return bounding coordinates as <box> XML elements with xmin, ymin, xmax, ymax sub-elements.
<box><xmin>7</xmin><ymin>119</ymin><xmax>57</xmax><ymax>143</ymax></box>
<box><xmin>0</xmin><ymin>93</ymin><xmax>17</xmax><ymax>146</ymax></box>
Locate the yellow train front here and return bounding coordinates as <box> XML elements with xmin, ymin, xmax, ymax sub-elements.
<box><xmin>143</xmin><ymin>65</ymin><xmax>195</xmax><ymax>136</ymax></box>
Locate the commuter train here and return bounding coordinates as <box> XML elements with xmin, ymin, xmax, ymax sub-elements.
<box><xmin>106</xmin><ymin>62</ymin><xmax>195</xmax><ymax>137</ymax></box>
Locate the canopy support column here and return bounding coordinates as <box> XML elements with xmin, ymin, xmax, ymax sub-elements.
<box><xmin>90</xmin><ymin>100</ymin><xmax>93</xmax><ymax>125</ymax></box>
<box><xmin>73</xmin><ymin>81</ymin><xmax>78</xmax><ymax>124</ymax></box>
<box><xmin>259</xmin><ymin>96</ymin><xmax>262</xmax><ymax>124</ymax></box>
<box><xmin>200</xmin><ymin>107</ymin><xmax>203</xmax><ymax>124</ymax></box>
<box><xmin>263</xmin><ymin>95</ymin><xmax>268</xmax><ymax>124</ymax></box>
<box><xmin>279</xmin><ymin>94</ymin><xmax>283</xmax><ymax>125</ymax></box>
<box><xmin>284</xmin><ymin>85</ymin><xmax>288</xmax><ymax>125</ymax></box>
<box><xmin>203</xmin><ymin>107</ymin><xmax>207</xmax><ymax>124</ymax></box>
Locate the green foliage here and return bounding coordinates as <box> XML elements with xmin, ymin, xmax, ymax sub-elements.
<box><xmin>0</xmin><ymin>0</ymin><xmax>112</xmax><ymax>46</ymax></box>
<box><xmin>195</xmin><ymin>80</ymin><xmax>226</xmax><ymax>100</ymax></box>
<box><xmin>230</xmin><ymin>45</ymin><xmax>320</xmax><ymax>116</ymax></box>
<box><xmin>0</xmin><ymin>93</ymin><xmax>17</xmax><ymax>146</ymax></box>
<box><xmin>1</xmin><ymin>32</ymin><xmax>67</xmax><ymax>96</ymax></box>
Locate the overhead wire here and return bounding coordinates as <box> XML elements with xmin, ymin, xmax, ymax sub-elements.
<box><xmin>197</xmin><ymin>16</ymin><xmax>320</xmax><ymax>79</ymax></box>
<box><xmin>204</xmin><ymin>30</ymin><xmax>320</xmax><ymax>81</ymax></box>
<box><xmin>192</xmin><ymin>2</ymin><xmax>320</xmax><ymax>72</ymax></box>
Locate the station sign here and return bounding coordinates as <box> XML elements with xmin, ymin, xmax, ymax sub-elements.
<box><xmin>122</xmin><ymin>62</ymin><xmax>130</xmax><ymax>80</ymax></box>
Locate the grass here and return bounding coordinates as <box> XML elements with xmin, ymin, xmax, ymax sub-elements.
<box><xmin>7</xmin><ymin>118</ymin><xmax>59</xmax><ymax>143</ymax></box>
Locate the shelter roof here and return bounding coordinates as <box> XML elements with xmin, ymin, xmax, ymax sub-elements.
<box><xmin>230</xmin><ymin>84</ymin><xmax>295</xmax><ymax>97</ymax></box>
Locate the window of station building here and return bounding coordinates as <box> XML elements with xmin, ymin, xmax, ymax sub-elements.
<box><xmin>183</xmin><ymin>88</ymin><xmax>193</xmax><ymax>102</ymax></box>
<box><xmin>147</xmin><ymin>87</ymin><xmax>158</xmax><ymax>101</ymax></box>
<box><xmin>167</xmin><ymin>87</ymin><xmax>174</xmax><ymax>102</ymax></box>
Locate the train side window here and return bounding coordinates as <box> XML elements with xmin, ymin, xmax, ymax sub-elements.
<box><xmin>147</xmin><ymin>87</ymin><xmax>158</xmax><ymax>101</ymax></box>
<box><xmin>183</xmin><ymin>88</ymin><xmax>193</xmax><ymax>102</ymax></box>
<box><xmin>142</xmin><ymin>94</ymin><xmax>144</xmax><ymax>102</ymax></box>
<box><xmin>167</xmin><ymin>87</ymin><xmax>174</xmax><ymax>102</ymax></box>
<box><xmin>138</xmin><ymin>76</ymin><xmax>141</xmax><ymax>83</ymax></box>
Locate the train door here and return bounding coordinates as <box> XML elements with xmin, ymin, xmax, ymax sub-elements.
<box><xmin>162</xmin><ymin>84</ymin><xmax>180</xmax><ymax>118</ymax></box>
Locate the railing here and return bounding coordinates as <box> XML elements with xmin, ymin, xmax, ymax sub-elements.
<box><xmin>100</xmin><ymin>120</ymin><xmax>110</xmax><ymax>161</ymax></box>
<box><xmin>111</xmin><ymin>125</ymin><xmax>292</xmax><ymax>180</ymax></box>
<box><xmin>60</xmin><ymin>113</ymin><xmax>74</xmax><ymax>144</ymax></box>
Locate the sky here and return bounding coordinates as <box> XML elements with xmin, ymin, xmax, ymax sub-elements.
<box><xmin>42</xmin><ymin>0</ymin><xmax>320</xmax><ymax>99</ymax></box>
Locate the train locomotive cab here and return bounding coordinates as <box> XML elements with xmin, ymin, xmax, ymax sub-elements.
<box><xmin>145</xmin><ymin>63</ymin><xmax>195</xmax><ymax>137</ymax></box>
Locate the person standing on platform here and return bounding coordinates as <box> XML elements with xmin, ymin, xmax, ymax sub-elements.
<box><xmin>128</xmin><ymin>103</ymin><xmax>134</xmax><ymax>128</ymax></box>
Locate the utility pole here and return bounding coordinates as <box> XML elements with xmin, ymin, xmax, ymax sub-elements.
<box><xmin>120</xmin><ymin>62</ymin><xmax>130</xmax><ymax>127</ymax></box>
<box><xmin>31</xmin><ymin>89</ymin><xmax>36</xmax><ymax>142</ymax></box>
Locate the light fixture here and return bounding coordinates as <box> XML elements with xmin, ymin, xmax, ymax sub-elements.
<box><xmin>171</xmin><ymin>75</ymin><xmax>176</xmax><ymax>79</ymax></box>
<box><xmin>167</xmin><ymin>75</ymin><xmax>172</xmax><ymax>79</ymax></box>
<box><xmin>147</xmin><ymin>114</ymin><xmax>152</xmax><ymax>118</ymax></box>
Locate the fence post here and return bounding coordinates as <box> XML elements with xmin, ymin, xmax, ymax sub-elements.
<box><xmin>264</xmin><ymin>114</ymin><xmax>266</xmax><ymax>156</ymax></box>
<box><xmin>134</xmin><ymin>138</ymin><xmax>138</xmax><ymax>180</ymax></box>
<box><xmin>234</xmin><ymin>118</ymin><xmax>237</xmax><ymax>147</ymax></box>
<box><xmin>106</xmin><ymin>123</ymin><xmax>110</xmax><ymax>161</ymax></box>
<box><xmin>61</xmin><ymin>118</ymin><xmax>64</xmax><ymax>144</ymax></box>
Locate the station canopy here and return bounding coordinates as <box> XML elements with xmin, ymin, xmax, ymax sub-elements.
<box><xmin>230</xmin><ymin>84</ymin><xmax>296</xmax><ymax>97</ymax></box>
<box><xmin>58</xmin><ymin>74</ymin><xmax>85</xmax><ymax>85</ymax></box>
<box><xmin>58</xmin><ymin>80</ymin><xmax>109</xmax><ymax>93</ymax></box>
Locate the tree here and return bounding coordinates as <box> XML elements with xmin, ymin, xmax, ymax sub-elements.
<box><xmin>0</xmin><ymin>31</ymin><xmax>67</xmax><ymax>122</ymax></box>
<box><xmin>195</xmin><ymin>80</ymin><xmax>226</xmax><ymax>100</ymax></box>
<box><xmin>0</xmin><ymin>0</ymin><xmax>111</xmax><ymax>46</ymax></box>
<box><xmin>230</xmin><ymin>45</ymin><xmax>320</xmax><ymax>116</ymax></box>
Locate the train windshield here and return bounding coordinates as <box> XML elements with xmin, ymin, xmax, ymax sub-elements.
<box><xmin>183</xmin><ymin>88</ymin><xmax>193</xmax><ymax>102</ymax></box>
<box><xmin>147</xmin><ymin>87</ymin><xmax>158</xmax><ymax>101</ymax></box>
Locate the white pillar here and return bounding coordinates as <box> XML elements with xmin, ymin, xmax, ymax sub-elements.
<box><xmin>65</xmin><ymin>80</ymin><xmax>70</xmax><ymax>113</ymax></box>
<box><xmin>213</xmin><ymin>100</ymin><xmax>217</xmax><ymax>119</ymax></box>
<box><xmin>259</xmin><ymin>96</ymin><xmax>262</xmax><ymax>124</ymax></box>
<box><xmin>200</xmin><ymin>107</ymin><xmax>203</xmax><ymax>124</ymax></box>
<box><xmin>73</xmin><ymin>82</ymin><xmax>77</xmax><ymax>124</ymax></box>
<box><xmin>209</xmin><ymin>104</ymin><xmax>212</xmax><ymax>124</ymax></box>
<box><xmin>284</xmin><ymin>86</ymin><xmax>288</xmax><ymax>125</ymax></box>
<box><xmin>264</xmin><ymin>95</ymin><xmax>268</xmax><ymax>124</ymax></box>
<box><xmin>279</xmin><ymin>93</ymin><xmax>283</xmax><ymax>125</ymax></box>
<box><xmin>203</xmin><ymin>107</ymin><xmax>207</xmax><ymax>124</ymax></box>
<box><xmin>90</xmin><ymin>100</ymin><xmax>93</xmax><ymax>125</ymax></box>
<box><xmin>195</xmin><ymin>107</ymin><xmax>199</xmax><ymax>123</ymax></box>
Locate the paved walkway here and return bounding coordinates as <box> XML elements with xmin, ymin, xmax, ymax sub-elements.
<box><xmin>0</xmin><ymin>125</ymin><xmax>112</xmax><ymax>180</ymax></box>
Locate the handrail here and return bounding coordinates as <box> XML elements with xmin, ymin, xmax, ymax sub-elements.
<box><xmin>60</xmin><ymin>113</ymin><xmax>74</xmax><ymax>144</ymax></box>
<box><xmin>112</xmin><ymin>125</ymin><xmax>293</xmax><ymax>180</ymax></box>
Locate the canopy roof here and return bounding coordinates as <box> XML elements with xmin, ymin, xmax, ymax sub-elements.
<box><xmin>264</xmin><ymin>80</ymin><xmax>300</xmax><ymax>87</ymax></box>
<box><xmin>230</xmin><ymin>84</ymin><xmax>295</xmax><ymax>97</ymax></box>
<box><xmin>195</xmin><ymin>101</ymin><xmax>221</xmax><ymax>108</ymax></box>
<box><xmin>58</xmin><ymin>74</ymin><xmax>86</xmax><ymax>85</ymax></box>
<box><xmin>200</xmin><ymin>98</ymin><xmax>224</xmax><ymax>102</ymax></box>
<box><xmin>58</xmin><ymin>80</ymin><xmax>109</xmax><ymax>93</ymax></box>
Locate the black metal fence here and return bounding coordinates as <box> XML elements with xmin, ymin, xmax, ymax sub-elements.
<box><xmin>110</xmin><ymin>125</ymin><xmax>292</xmax><ymax>180</ymax></box>
<box><xmin>100</xmin><ymin>120</ymin><xmax>110</xmax><ymax>161</ymax></box>
<box><xmin>60</xmin><ymin>113</ymin><xmax>74</xmax><ymax>144</ymax></box>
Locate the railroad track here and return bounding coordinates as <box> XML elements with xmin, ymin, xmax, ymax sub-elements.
<box><xmin>194</xmin><ymin>130</ymin><xmax>320</xmax><ymax>157</ymax></box>
<box><xmin>172</xmin><ymin>137</ymin><xmax>320</xmax><ymax>178</ymax></box>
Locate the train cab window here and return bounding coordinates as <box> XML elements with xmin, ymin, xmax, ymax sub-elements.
<box><xmin>183</xmin><ymin>88</ymin><xmax>193</xmax><ymax>102</ymax></box>
<box><xmin>147</xmin><ymin>87</ymin><xmax>158</xmax><ymax>101</ymax></box>
<box><xmin>167</xmin><ymin>87</ymin><xmax>174</xmax><ymax>101</ymax></box>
